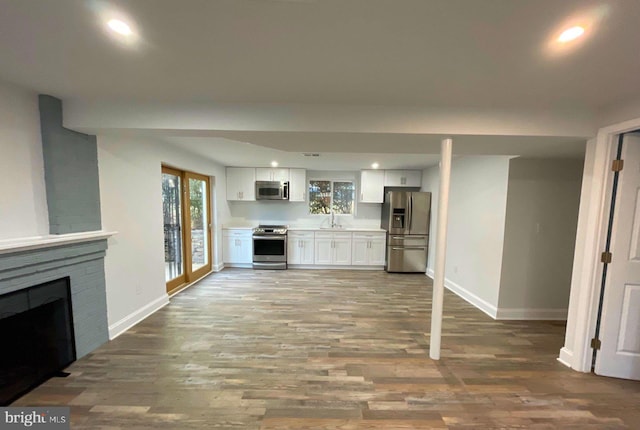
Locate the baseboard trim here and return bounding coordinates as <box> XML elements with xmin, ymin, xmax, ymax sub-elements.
<box><xmin>108</xmin><ymin>295</ymin><xmax>169</xmax><ymax>340</ymax></box>
<box><xmin>289</xmin><ymin>265</ymin><xmax>384</xmax><ymax>270</ymax></box>
<box><xmin>495</xmin><ymin>307</ymin><xmax>568</xmax><ymax>320</ymax></box>
<box><xmin>558</xmin><ymin>347</ymin><xmax>573</xmax><ymax>368</ymax></box>
<box><xmin>223</xmin><ymin>263</ymin><xmax>252</xmax><ymax>268</ymax></box>
<box><xmin>426</xmin><ymin>268</ymin><xmax>498</xmax><ymax>319</ymax></box>
<box><xmin>213</xmin><ymin>262</ymin><xmax>224</xmax><ymax>272</ymax></box>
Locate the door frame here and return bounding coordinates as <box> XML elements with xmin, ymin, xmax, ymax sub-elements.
<box><xmin>162</xmin><ymin>165</ymin><xmax>213</xmax><ymax>295</ymax></box>
<box><xmin>561</xmin><ymin>115</ymin><xmax>640</xmax><ymax>373</ymax></box>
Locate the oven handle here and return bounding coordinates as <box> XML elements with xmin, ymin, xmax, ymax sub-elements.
<box><xmin>253</xmin><ymin>236</ymin><xmax>286</xmax><ymax>240</ymax></box>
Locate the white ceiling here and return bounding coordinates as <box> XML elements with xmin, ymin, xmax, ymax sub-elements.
<box><xmin>160</xmin><ymin>132</ymin><xmax>585</xmax><ymax>170</ymax></box>
<box><xmin>2</xmin><ymin>0</ymin><xmax>632</xmax><ymax>168</ymax></box>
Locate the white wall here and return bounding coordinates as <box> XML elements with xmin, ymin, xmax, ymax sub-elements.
<box><xmin>228</xmin><ymin>170</ymin><xmax>381</xmax><ymax>228</ymax></box>
<box><xmin>422</xmin><ymin>156</ymin><xmax>511</xmax><ymax>315</ymax></box>
<box><xmin>97</xmin><ymin>135</ymin><xmax>230</xmax><ymax>337</ymax></box>
<box><xmin>0</xmin><ymin>82</ymin><xmax>49</xmax><ymax>239</ymax></box>
<box><xmin>498</xmin><ymin>158</ymin><xmax>584</xmax><ymax>318</ymax></box>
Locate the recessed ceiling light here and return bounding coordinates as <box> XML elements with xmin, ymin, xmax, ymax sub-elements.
<box><xmin>271</xmin><ymin>161</ymin><xmax>278</xmax><ymax>167</ymax></box>
<box><xmin>558</xmin><ymin>26</ymin><xmax>585</xmax><ymax>43</ymax></box>
<box><xmin>107</xmin><ymin>19</ymin><xmax>132</xmax><ymax>36</ymax></box>
<box><xmin>371</xmin><ymin>162</ymin><xmax>380</xmax><ymax>169</ymax></box>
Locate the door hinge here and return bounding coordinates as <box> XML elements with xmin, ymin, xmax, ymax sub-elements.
<box><xmin>601</xmin><ymin>251</ymin><xmax>612</xmax><ymax>264</ymax></box>
<box><xmin>591</xmin><ymin>338</ymin><xmax>601</xmax><ymax>350</ymax></box>
<box><xmin>612</xmin><ymin>159</ymin><xmax>624</xmax><ymax>172</ymax></box>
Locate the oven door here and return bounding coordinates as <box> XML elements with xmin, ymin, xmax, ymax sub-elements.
<box><xmin>252</xmin><ymin>236</ymin><xmax>287</xmax><ymax>263</ymax></box>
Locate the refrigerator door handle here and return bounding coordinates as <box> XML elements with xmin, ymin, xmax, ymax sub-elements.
<box><xmin>407</xmin><ymin>195</ymin><xmax>412</xmax><ymax>233</ymax></box>
<box><xmin>392</xmin><ymin>247</ymin><xmax>426</xmax><ymax>251</ymax></box>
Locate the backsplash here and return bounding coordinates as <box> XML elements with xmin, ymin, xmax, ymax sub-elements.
<box><xmin>227</xmin><ymin>200</ymin><xmax>382</xmax><ymax>228</ymax></box>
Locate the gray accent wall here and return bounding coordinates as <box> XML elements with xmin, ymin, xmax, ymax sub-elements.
<box><xmin>0</xmin><ymin>240</ymin><xmax>109</xmax><ymax>358</ymax></box>
<box><xmin>39</xmin><ymin>95</ymin><xmax>101</xmax><ymax>234</ymax></box>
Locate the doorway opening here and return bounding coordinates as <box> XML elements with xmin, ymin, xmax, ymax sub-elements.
<box><xmin>162</xmin><ymin>166</ymin><xmax>212</xmax><ymax>295</ymax></box>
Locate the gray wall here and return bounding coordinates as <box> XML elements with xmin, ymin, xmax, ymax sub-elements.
<box><xmin>39</xmin><ymin>95</ymin><xmax>101</xmax><ymax>234</ymax></box>
<box><xmin>422</xmin><ymin>156</ymin><xmax>512</xmax><ymax>311</ymax></box>
<box><xmin>498</xmin><ymin>158</ymin><xmax>583</xmax><ymax>311</ymax></box>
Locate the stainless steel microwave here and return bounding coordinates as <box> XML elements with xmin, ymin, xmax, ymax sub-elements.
<box><xmin>255</xmin><ymin>181</ymin><xmax>289</xmax><ymax>200</ymax></box>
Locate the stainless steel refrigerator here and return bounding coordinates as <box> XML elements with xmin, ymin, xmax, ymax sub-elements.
<box><xmin>381</xmin><ymin>191</ymin><xmax>431</xmax><ymax>272</ymax></box>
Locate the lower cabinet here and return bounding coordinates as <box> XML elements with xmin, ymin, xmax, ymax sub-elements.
<box><xmin>351</xmin><ymin>233</ymin><xmax>386</xmax><ymax>266</ymax></box>
<box><xmin>287</xmin><ymin>232</ymin><xmax>314</xmax><ymax>264</ymax></box>
<box><xmin>223</xmin><ymin>230</ymin><xmax>253</xmax><ymax>265</ymax></box>
<box><xmin>314</xmin><ymin>232</ymin><xmax>352</xmax><ymax>265</ymax></box>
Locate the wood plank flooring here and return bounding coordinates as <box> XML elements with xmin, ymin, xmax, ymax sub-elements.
<box><xmin>13</xmin><ymin>269</ymin><xmax>640</xmax><ymax>429</ymax></box>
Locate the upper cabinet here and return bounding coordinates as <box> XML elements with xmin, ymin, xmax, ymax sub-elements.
<box><xmin>384</xmin><ymin>170</ymin><xmax>422</xmax><ymax>187</ymax></box>
<box><xmin>226</xmin><ymin>167</ymin><xmax>256</xmax><ymax>201</ymax></box>
<box><xmin>360</xmin><ymin>170</ymin><xmax>385</xmax><ymax>203</ymax></box>
<box><xmin>288</xmin><ymin>168</ymin><xmax>306</xmax><ymax>202</ymax></box>
<box><xmin>226</xmin><ymin>167</ymin><xmax>306</xmax><ymax>201</ymax></box>
<box><xmin>256</xmin><ymin>168</ymin><xmax>290</xmax><ymax>182</ymax></box>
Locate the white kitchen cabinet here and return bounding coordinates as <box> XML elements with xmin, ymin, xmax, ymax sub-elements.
<box><xmin>360</xmin><ymin>170</ymin><xmax>385</xmax><ymax>203</ymax></box>
<box><xmin>288</xmin><ymin>168</ymin><xmax>307</xmax><ymax>202</ymax></box>
<box><xmin>256</xmin><ymin>168</ymin><xmax>290</xmax><ymax>182</ymax></box>
<box><xmin>314</xmin><ymin>231</ymin><xmax>352</xmax><ymax>265</ymax></box>
<box><xmin>287</xmin><ymin>231</ymin><xmax>314</xmax><ymax>264</ymax></box>
<box><xmin>352</xmin><ymin>232</ymin><xmax>386</xmax><ymax>266</ymax></box>
<box><xmin>222</xmin><ymin>229</ymin><xmax>253</xmax><ymax>265</ymax></box>
<box><xmin>384</xmin><ymin>170</ymin><xmax>422</xmax><ymax>187</ymax></box>
<box><xmin>226</xmin><ymin>167</ymin><xmax>256</xmax><ymax>201</ymax></box>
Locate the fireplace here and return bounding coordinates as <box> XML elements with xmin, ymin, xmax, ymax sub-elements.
<box><xmin>0</xmin><ymin>277</ymin><xmax>76</xmax><ymax>405</ymax></box>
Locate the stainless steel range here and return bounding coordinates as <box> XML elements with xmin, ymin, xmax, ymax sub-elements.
<box><xmin>252</xmin><ymin>225</ymin><xmax>288</xmax><ymax>270</ymax></box>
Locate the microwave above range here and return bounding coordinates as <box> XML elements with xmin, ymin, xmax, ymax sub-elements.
<box><xmin>255</xmin><ymin>180</ymin><xmax>289</xmax><ymax>200</ymax></box>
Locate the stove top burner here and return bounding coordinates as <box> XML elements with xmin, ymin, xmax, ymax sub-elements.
<box><xmin>253</xmin><ymin>224</ymin><xmax>288</xmax><ymax>235</ymax></box>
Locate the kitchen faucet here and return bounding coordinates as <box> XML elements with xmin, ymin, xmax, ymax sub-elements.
<box><xmin>330</xmin><ymin>212</ymin><xmax>340</xmax><ymax>228</ymax></box>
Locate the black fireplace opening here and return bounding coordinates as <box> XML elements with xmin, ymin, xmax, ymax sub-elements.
<box><xmin>0</xmin><ymin>277</ymin><xmax>76</xmax><ymax>405</ymax></box>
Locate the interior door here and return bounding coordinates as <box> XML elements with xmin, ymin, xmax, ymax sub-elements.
<box><xmin>595</xmin><ymin>134</ymin><xmax>640</xmax><ymax>380</ymax></box>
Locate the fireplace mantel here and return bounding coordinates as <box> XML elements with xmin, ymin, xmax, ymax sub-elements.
<box><xmin>0</xmin><ymin>230</ymin><xmax>117</xmax><ymax>254</ymax></box>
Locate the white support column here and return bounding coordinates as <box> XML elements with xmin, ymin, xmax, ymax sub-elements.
<box><xmin>430</xmin><ymin>137</ymin><xmax>453</xmax><ymax>360</ymax></box>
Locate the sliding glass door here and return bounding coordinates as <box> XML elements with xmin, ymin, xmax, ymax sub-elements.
<box><xmin>162</xmin><ymin>166</ymin><xmax>212</xmax><ymax>294</ymax></box>
<box><xmin>162</xmin><ymin>167</ymin><xmax>186</xmax><ymax>291</ymax></box>
<box><xmin>186</xmin><ymin>172</ymin><xmax>211</xmax><ymax>281</ymax></box>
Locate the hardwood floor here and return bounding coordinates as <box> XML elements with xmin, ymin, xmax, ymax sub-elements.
<box><xmin>13</xmin><ymin>269</ymin><xmax>640</xmax><ymax>429</ymax></box>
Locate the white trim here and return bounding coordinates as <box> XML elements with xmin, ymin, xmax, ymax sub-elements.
<box><xmin>213</xmin><ymin>262</ymin><xmax>225</xmax><ymax>272</ymax></box>
<box><xmin>426</xmin><ymin>268</ymin><xmax>497</xmax><ymax>319</ymax></box>
<box><xmin>0</xmin><ymin>230</ymin><xmax>117</xmax><ymax>254</ymax></box>
<box><xmin>108</xmin><ymin>294</ymin><xmax>169</xmax><ymax>340</ymax></box>
<box><xmin>558</xmin><ymin>347</ymin><xmax>574</xmax><ymax>368</ymax></box>
<box><xmin>495</xmin><ymin>308</ymin><xmax>567</xmax><ymax>320</ymax></box>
